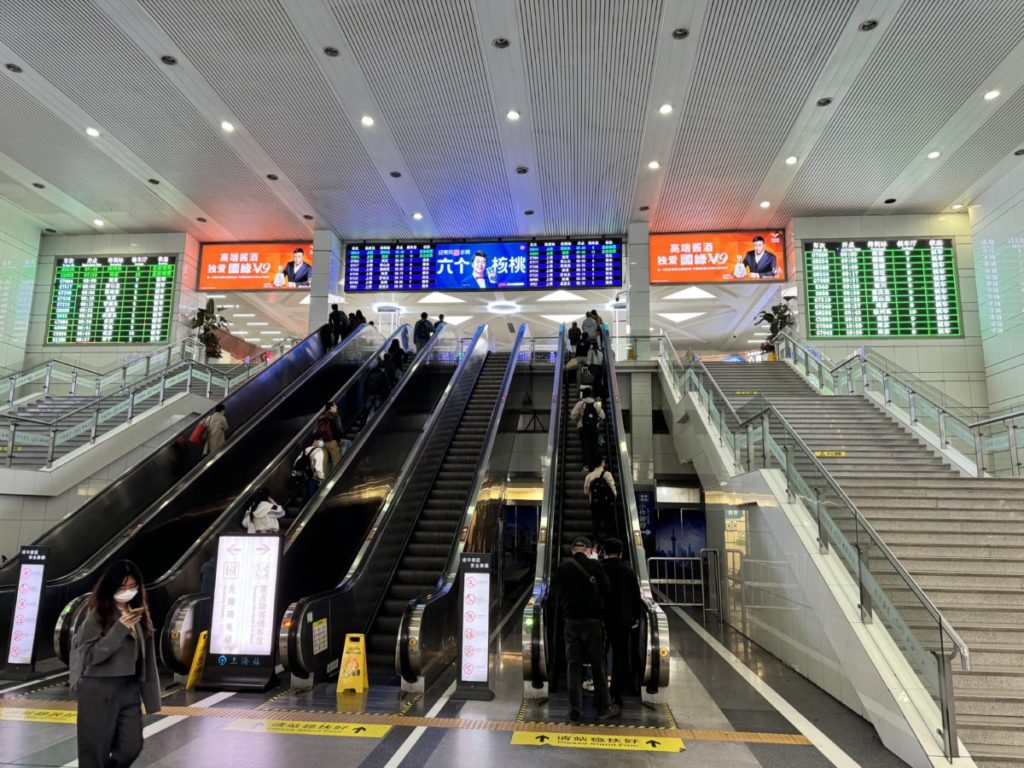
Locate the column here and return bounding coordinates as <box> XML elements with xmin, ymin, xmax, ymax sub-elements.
<box><xmin>630</xmin><ymin>372</ymin><xmax>655</xmax><ymax>487</ymax></box>
<box><xmin>627</xmin><ymin>222</ymin><xmax>651</xmax><ymax>359</ymax></box>
<box><xmin>308</xmin><ymin>229</ymin><xmax>341</xmax><ymax>334</ymax></box>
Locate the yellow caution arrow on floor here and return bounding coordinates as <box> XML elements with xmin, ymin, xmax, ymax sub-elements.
<box><xmin>813</xmin><ymin>450</ymin><xmax>846</xmax><ymax>458</ymax></box>
<box><xmin>511</xmin><ymin>731</ymin><xmax>684</xmax><ymax>752</ymax></box>
<box><xmin>224</xmin><ymin>719</ymin><xmax>390</xmax><ymax>738</ymax></box>
<box><xmin>0</xmin><ymin>708</ymin><xmax>76</xmax><ymax>724</ymax></box>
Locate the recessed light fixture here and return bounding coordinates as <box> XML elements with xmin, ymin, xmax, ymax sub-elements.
<box><xmin>234</xmin><ymin>313</ymin><xmax>256</xmax><ymax>318</ymax></box>
<box><xmin>493</xmin><ymin>37</ymin><xmax>510</xmax><ymax>49</ymax></box>
<box><xmin>93</xmin><ymin>218</ymin><xmax>104</xmax><ymax>227</ymax></box>
<box><xmin>389</xmin><ymin>171</ymin><xmax>402</xmax><ymax>178</ymax></box>
<box><xmin>1014</xmin><ymin>148</ymin><xmax>1024</xmax><ymax>156</ymax></box>
<box><xmin>506</xmin><ymin>109</ymin><xmax>520</xmax><ymax>121</ymax></box>
<box><xmin>266</xmin><ymin>173</ymin><xmax>278</xmax><ymax>181</ymax></box>
<box><xmin>44</xmin><ymin>228</ymin><xmax>56</xmax><ymax>234</ymax></box>
<box><xmin>516</xmin><ymin>165</ymin><xmax>529</xmax><ymax>174</ymax></box>
<box><xmin>859</xmin><ymin>19</ymin><xmax>878</xmax><ymax>31</ymax></box>
<box><xmin>220</xmin><ymin>120</ymin><xmax>234</xmax><ymax>132</ymax></box>
<box><xmin>759</xmin><ymin>200</ymin><xmax>771</xmax><ymax>209</ymax></box>
<box><xmin>360</xmin><ymin>115</ymin><xmax>374</xmax><ymax>127</ymax></box>
<box><xmin>5</xmin><ymin>63</ymin><xmax>23</xmax><ymax>73</ymax></box>
<box><xmin>884</xmin><ymin>198</ymin><xmax>896</xmax><ymax>204</ymax></box>
<box><xmin>658</xmin><ymin>103</ymin><xmax>673</xmax><ymax>115</ymax></box>
<box><xmin>672</xmin><ymin>28</ymin><xmax>689</xmax><ymax>39</ymax></box>
<box><xmin>927</xmin><ymin>150</ymin><xmax>941</xmax><ymax>159</ymax></box>
<box><xmin>647</xmin><ymin>160</ymin><xmax>660</xmax><ymax>170</ymax></box>
<box><xmin>86</xmin><ymin>127</ymin><xmax>100</xmax><ymax>137</ymax></box>
<box><xmin>816</xmin><ymin>97</ymin><xmax>833</xmax><ymax>107</ymax></box>
<box><xmin>160</xmin><ymin>55</ymin><xmax>177</xmax><ymax>65</ymax></box>
<box><xmin>639</xmin><ymin>205</ymin><xmax>650</xmax><ymax>211</ymax></box>
<box><xmin>951</xmin><ymin>204</ymin><xmax>963</xmax><ymax>210</ymax></box>
<box><xmin>196</xmin><ymin>217</ymin><xmax>207</xmax><ymax>222</ymax></box>
<box><xmin>303</xmin><ymin>214</ymin><xmax>314</xmax><ymax>220</ymax></box>
<box><xmin>785</xmin><ymin>155</ymin><xmax>798</xmax><ymax>165</ymax></box>
<box><xmin>486</xmin><ymin>300</ymin><xmax>519</xmax><ymax>315</ymax></box>
<box><xmin>412</xmin><ymin>212</ymin><xmax>423</xmax><ymax>220</ymax></box>
<box><xmin>246</xmin><ymin>321</ymin><xmax>269</xmax><ymax>327</ymax></box>
<box><xmin>323</xmin><ymin>46</ymin><xmax>339</xmax><ymax>57</ymax></box>
<box><xmin>984</xmin><ymin>90</ymin><xmax>1001</xmax><ymax>101</ymax></box>
<box><xmin>32</xmin><ymin>182</ymin><xmax>45</xmax><ymax>189</ymax></box>
<box><xmin>524</xmin><ymin>209</ymin><xmax>534</xmax><ymax>215</ymax></box>
<box><xmin>147</xmin><ymin>178</ymin><xmax>160</xmax><ymax>185</ymax></box>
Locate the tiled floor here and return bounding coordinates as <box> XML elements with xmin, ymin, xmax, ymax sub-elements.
<box><xmin>0</xmin><ymin>610</ymin><xmax>909</xmax><ymax>767</ymax></box>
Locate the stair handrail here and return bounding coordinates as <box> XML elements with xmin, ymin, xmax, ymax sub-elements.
<box><xmin>672</xmin><ymin>350</ymin><xmax>970</xmax><ymax>759</ymax></box>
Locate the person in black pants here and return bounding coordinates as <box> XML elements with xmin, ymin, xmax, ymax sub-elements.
<box><xmin>600</xmin><ymin>538</ymin><xmax>642</xmax><ymax>705</ymax></box>
<box><xmin>550</xmin><ymin>537</ymin><xmax>620</xmax><ymax>722</ymax></box>
<box><xmin>70</xmin><ymin>560</ymin><xmax>161</xmax><ymax>768</ymax></box>
<box><xmin>329</xmin><ymin>303</ymin><xmax>348</xmax><ymax>345</ymax></box>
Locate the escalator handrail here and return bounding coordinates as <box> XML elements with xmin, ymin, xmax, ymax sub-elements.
<box><xmin>522</xmin><ymin>326</ymin><xmax>566</xmax><ymax>688</ymax></box>
<box><xmin>51</xmin><ymin>324</ymin><xmax>384</xmax><ymax>586</ymax></box>
<box><xmin>398</xmin><ymin>323</ymin><xmax>528</xmax><ymax>682</ymax></box>
<box><xmin>602</xmin><ymin>325</ymin><xmax>670</xmax><ymax>693</ymax></box>
<box><xmin>148</xmin><ymin>325</ymin><xmax>410</xmax><ymax>589</ymax></box>
<box><xmin>282</xmin><ymin>324</ymin><xmax>487</xmax><ymax>676</ymax></box>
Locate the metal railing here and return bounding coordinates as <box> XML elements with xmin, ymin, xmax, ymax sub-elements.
<box><xmin>776</xmin><ymin>330</ymin><xmax>1024</xmax><ymax>477</ymax></box>
<box><xmin>0</xmin><ymin>344</ymin><xmax>294</xmax><ymax>467</ymax></box>
<box><xmin>659</xmin><ymin>336</ymin><xmax>969</xmax><ymax>760</ymax></box>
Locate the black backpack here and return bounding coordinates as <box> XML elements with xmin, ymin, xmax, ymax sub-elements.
<box><xmin>581</xmin><ymin>401</ymin><xmax>600</xmax><ymax>432</ymax></box>
<box><xmin>290</xmin><ymin>449</ymin><xmax>313</xmax><ymax>483</ymax></box>
<box><xmin>590</xmin><ymin>474</ymin><xmax>615</xmax><ymax>507</ymax></box>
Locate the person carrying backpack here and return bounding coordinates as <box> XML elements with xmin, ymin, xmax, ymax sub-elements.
<box><xmin>293</xmin><ymin>438</ymin><xmax>326</xmax><ymax>507</ymax></box>
<box><xmin>329</xmin><ymin>303</ymin><xmax>348</xmax><ymax>345</ymax></box>
<box><xmin>570</xmin><ymin>387</ymin><xmax>605</xmax><ymax>470</ymax></box>
<box><xmin>581</xmin><ymin>311</ymin><xmax>598</xmax><ymax>340</ymax></box>
<box><xmin>313</xmin><ymin>402</ymin><xmax>343</xmax><ymax>470</ymax></box>
<box><xmin>586</xmin><ymin>339</ymin><xmax>605</xmax><ymax>398</ymax></box>
<box><xmin>413</xmin><ymin>312</ymin><xmax>434</xmax><ymax>351</ymax></box>
<box><xmin>584</xmin><ymin>460</ymin><xmax>617</xmax><ymax>541</ymax></box>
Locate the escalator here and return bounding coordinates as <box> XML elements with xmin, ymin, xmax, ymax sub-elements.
<box><xmin>4</xmin><ymin>325</ymin><xmax>382</xmax><ymax>663</ymax></box>
<box><xmin>281</xmin><ymin>326</ymin><xmax>518</xmax><ymax>686</ymax></box>
<box><xmin>158</xmin><ymin>326</ymin><xmax>460</xmax><ymax>675</ymax></box>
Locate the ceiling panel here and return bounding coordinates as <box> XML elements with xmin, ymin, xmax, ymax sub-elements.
<box><xmin>329</xmin><ymin>0</ymin><xmax>516</xmax><ymax>237</ymax></box>
<box><xmin>780</xmin><ymin>0</ymin><xmax>1024</xmax><ymax>218</ymax></box>
<box><xmin>1</xmin><ymin>1</ymin><xmax>306</xmax><ymax>239</ymax></box>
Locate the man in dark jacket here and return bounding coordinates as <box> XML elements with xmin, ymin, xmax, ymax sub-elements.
<box><xmin>314</xmin><ymin>401</ymin><xmax>344</xmax><ymax>470</ymax></box>
<box><xmin>329</xmin><ymin>303</ymin><xmax>348</xmax><ymax>345</ymax></box>
<box><xmin>600</xmin><ymin>538</ymin><xmax>642</xmax><ymax>705</ymax></box>
<box><xmin>550</xmin><ymin>537</ymin><xmax>620</xmax><ymax>722</ymax></box>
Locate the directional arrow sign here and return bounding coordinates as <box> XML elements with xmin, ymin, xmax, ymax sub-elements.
<box><xmin>511</xmin><ymin>731</ymin><xmax>683</xmax><ymax>752</ymax></box>
<box><xmin>535</xmin><ymin>735</ymin><xmax>549</xmax><ymax>743</ymax></box>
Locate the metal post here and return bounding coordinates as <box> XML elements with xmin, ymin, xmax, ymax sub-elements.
<box><xmin>205</xmin><ymin>373</ymin><xmax>212</xmax><ymax>399</ymax></box>
<box><xmin>159</xmin><ymin>373</ymin><xmax>167</xmax><ymax>404</ymax></box>
<box><xmin>70</xmin><ymin>369</ymin><xmax>78</xmax><ymax>396</ymax></box>
<box><xmin>814</xmin><ymin>488</ymin><xmax>829</xmax><ymax>553</ymax></box>
<box><xmin>846</xmin><ymin>366</ymin><xmax>854</xmax><ymax>395</ymax></box>
<box><xmin>126</xmin><ymin>391</ymin><xmax>135</xmax><ymax>423</ymax></box>
<box><xmin>746</xmin><ymin>424</ymin><xmax>754</xmax><ymax>470</ymax></box>
<box><xmin>908</xmin><ymin>390</ymin><xmax>917</xmax><ymax>424</ymax></box>
<box><xmin>43</xmin><ymin>362</ymin><xmax>52</xmax><ymax>394</ymax></box>
<box><xmin>784</xmin><ymin>444</ymin><xmax>793</xmax><ymax>498</ymax></box>
<box><xmin>145</xmin><ymin>354</ymin><xmax>151</xmax><ymax>377</ymax></box>
<box><xmin>95</xmin><ymin>378</ymin><xmax>101</xmax><ymax>397</ymax></box>
<box><xmin>7</xmin><ymin>376</ymin><xmax>14</xmax><ymax>407</ymax></box>
<box><xmin>816</xmin><ymin>357</ymin><xmax>825</xmax><ymax>390</ymax></box>
<box><xmin>6</xmin><ymin>423</ymin><xmax>16</xmax><ymax>467</ymax></box>
<box><xmin>90</xmin><ymin>407</ymin><xmax>99</xmax><ymax>443</ymax></box>
<box><xmin>185</xmin><ymin>361</ymin><xmax>194</xmax><ymax>394</ymax></box>
<box><xmin>46</xmin><ymin>428</ymin><xmax>56</xmax><ymax>467</ymax></box>
<box><xmin>861</xmin><ymin>357</ymin><xmax>869</xmax><ymax>389</ymax></box>
<box><xmin>974</xmin><ymin>431</ymin><xmax>984</xmax><ymax>478</ymax></box>
<box><xmin>1009</xmin><ymin>423</ymin><xmax>1020</xmax><ymax>478</ymax></box>
<box><xmin>856</xmin><ymin>544</ymin><xmax>872</xmax><ymax>622</ymax></box>
<box><xmin>223</xmin><ymin>375</ymin><xmax>229</xmax><ymax>398</ymax></box>
<box><xmin>882</xmin><ymin>373</ymin><xmax>891</xmax><ymax>405</ymax></box>
<box><xmin>121</xmin><ymin>364</ymin><xmax>128</xmax><ymax>387</ymax></box>
<box><xmin>938</xmin><ymin>410</ymin><xmax>947</xmax><ymax>447</ymax></box>
<box><xmin>761</xmin><ymin>413</ymin><xmax>770</xmax><ymax>469</ymax></box>
<box><xmin>716</xmin><ymin>406</ymin><xmax>725</xmax><ymax>446</ymax></box>
<box><xmin>932</xmin><ymin>650</ymin><xmax>960</xmax><ymax>759</ymax></box>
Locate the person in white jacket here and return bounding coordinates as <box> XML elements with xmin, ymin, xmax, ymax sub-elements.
<box><xmin>243</xmin><ymin>488</ymin><xmax>284</xmax><ymax>533</ymax></box>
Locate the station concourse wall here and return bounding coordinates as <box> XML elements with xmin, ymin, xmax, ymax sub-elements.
<box><xmin>0</xmin><ymin>197</ymin><xmax>41</xmax><ymax>374</ymax></box>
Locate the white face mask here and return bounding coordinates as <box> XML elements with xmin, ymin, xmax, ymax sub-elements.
<box><xmin>114</xmin><ymin>588</ymin><xmax>138</xmax><ymax>604</ymax></box>
<box><xmin>588</xmin><ymin>551</ymin><xmax>599</xmax><ymax>560</ymax></box>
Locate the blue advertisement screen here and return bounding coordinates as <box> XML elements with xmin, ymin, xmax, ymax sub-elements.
<box><xmin>344</xmin><ymin>238</ymin><xmax>622</xmax><ymax>292</ymax></box>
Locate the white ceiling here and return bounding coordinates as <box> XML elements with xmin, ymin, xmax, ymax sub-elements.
<box><xmin>2</xmin><ymin>0</ymin><xmax>1023</xmax><ymax>351</ymax></box>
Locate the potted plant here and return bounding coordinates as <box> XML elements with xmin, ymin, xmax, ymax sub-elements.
<box><xmin>190</xmin><ymin>298</ymin><xmax>229</xmax><ymax>359</ymax></box>
<box><xmin>754</xmin><ymin>297</ymin><xmax>796</xmax><ymax>360</ymax></box>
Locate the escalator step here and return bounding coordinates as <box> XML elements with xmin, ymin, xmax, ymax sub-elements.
<box><xmin>381</xmin><ymin>599</ymin><xmax>411</xmax><ymax>615</ymax></box>
<box><xmin>407</xmin><ymin>543</ymin><xmax>452</xmax><ymax>557</ymax></box>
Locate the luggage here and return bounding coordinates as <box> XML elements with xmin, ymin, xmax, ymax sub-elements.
<box><xmin>188</xmin><ymin>420</ymin><xmax>208</xmax><ymax>445</ymax></box>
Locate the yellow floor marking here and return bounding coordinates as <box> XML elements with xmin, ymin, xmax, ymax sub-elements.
<box><xmin>512</xmin><ymin>730</ymin><xmax>684</xmax><ymax>752</ymax></box>
<box><xmin>0</xmin><ymin>707</ymin><xmax>76</xmax><ymax>724</ymax></box>
<box><xmin>224</xmin><ymin>719</ymin><xmax>390</xmax><ymax>738</ymax></box>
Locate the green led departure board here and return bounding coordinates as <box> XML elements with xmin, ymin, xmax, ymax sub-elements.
<box><xmin>46</xmin><ymin>255</ymin><xmax>176</xmax><ymax>345</ymax></box>
<box><xmin>803</xmin><ymin>238</ymin><xmax>960</xmax><ymax>338</ymax></box>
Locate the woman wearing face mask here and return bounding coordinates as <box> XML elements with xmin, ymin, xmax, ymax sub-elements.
<box><xmin>69</xmin><ymin>560</ymin><xmax>160</xmax><ymax>768</ymax></box>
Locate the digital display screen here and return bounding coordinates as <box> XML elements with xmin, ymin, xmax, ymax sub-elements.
<box><xmin>344</xmin><ymin>238</ymin><xmax>622</xmax><ymax>292</ymax></box>
<box><xmin>803</xmin><ymin>238</ymin><xmax>961</xmax><ymax>338</ymax></box>
<box><xmin>6</xmin><ymin>547</ymin><xmax>48</xmax><ymax>667</ymax></box>
<box><xmin>199</xmin><ymin>241</ymin><xmax>312</xmax><ymax>291</ymax></box>
<box><xmin>650</xmin><ymin>230</ymin><xmax>786</xmax><ymax>284</ymax></box>
<box><xmin>46</xmin><ymin>255</ymin><xmax>176</xmax><ymax>345</ymax></box>
<box><xmin>209</xmin><ymin>535</ymin><xmax>280</xmax><ymax>659</ymax></box>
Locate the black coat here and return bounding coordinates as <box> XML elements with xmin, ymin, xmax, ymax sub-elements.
<box><xmin>601</xmin><ymin>557</ymin><xmax>642</xmax><ymax>631</ymax></box>
<box><xmin>551</xmin><ymin>552</ymin><xmax>609</xmax><ymax>620</ymax></box>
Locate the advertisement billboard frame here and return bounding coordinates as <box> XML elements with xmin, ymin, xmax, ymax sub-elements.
<box><xmin>197</xmin><ymin>240</ymin><xmax>314</xmax><ymax>292</ymax></box>
<box><xmin>649</xmin><ymin>228</ymin><xmax>788</xmax><ymax>285</ymax></box>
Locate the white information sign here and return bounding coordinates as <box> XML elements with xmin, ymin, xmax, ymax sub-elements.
<box><xmin>209</xmin><ymin>536</ymin><xmax>280</xmax><ymax>657</ymax></box>
<box><xmin>460</xmin><ymin>555</ymin><xmax>490</xmax><ymax>683</ymax></box>
<box><xmin>6</xmin><ymin>547</ymin><xmax>48</xmax><ymax>667</ymax></box>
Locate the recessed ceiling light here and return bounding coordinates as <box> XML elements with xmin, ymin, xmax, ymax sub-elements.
<box><xmin>951</xmin><ymin>204</ymin><xmax>963</xmax><ymax>210</ymax></box>
<box><xmin>220</xmin><ymin>121</ymin><xmax>234</xmax><ymax>132</ymax></box>
<box><xmin>1015</xmin><ymin>148</ymin><xmax>1024</xmax><ymax>156</ymax></box>
<box><xmin>389</xmin><ymin>171</ymin><xmax>402</xmax><ymax>178</ymax></box>
<box><xmin>412</xmin><ymin>212</ymin><xmax>423</xmax><ymax>220</ymax></box>
<box><xmin>303</xmin><ymin>214</ymin><xmax>314</xmax><ymax>220</ymax></box>
<box><xmin>32</xmin><ymin>182</ymin><xmax>45</xmax><ymax>189</ymax></box>
<box><xmin>524</xmin><ymin>209</ymin><xmax>534</xmax><ymax>215</ymax></box>
<box><xmin>658</xmin><ymin>103</ymin><xmax>673</xmax><ymax>115</ymax></box>
<box><xmin>493</xmin><ymin>37</ymin><xmax>510</xmax><ymax>49</ymax></box>
<box><xmin>196</xmin><ymin>217</ymin><xmax>207</xmax><ymax>222</ymax></box>
<box><xmin>160</xmin><ymin>55</ymin><xmax>177</xmax><ymax>65</ymax></box>
<box><xmin>515</xmin><ymin>165</ymin><xmax>529</xmax><ymax>174</ymax></box>
<box><xmin>816</xmin><ymin>97</ymin><xmax>833</xmax><ymax>107</ymax></box>
<box><xmin>259</xmin><ymin>330</ymin><xmax>281</xmax><ymax>335</ymax></box>
<box><xmin>323</xmin><ymin>46</ymin><xmax>339</xmax><ymax>57</ymax></box>
<box><xmin>5</xmin><ymin>63</ymin><xmax>23</xmax><ymax>73</ymax></box>
<box><xmin>759</xmin><ymin>200</ymin><xmax>771</xmax><ymax>209</ymax></box>
<box><xmin>927</xmin><ymin>150</ymin><xmax>941</xmax><ymax>159</ymax></box>
<box><xmin>506</xmin><ymin>109</ymin><xmax>520</xmax><ymax>121</ymax></box>
<box><xmin>86</xmin><ymin>127</ymin><xmax>100</xmax><ymax>137</ymax></box>
<box><xmin>360</xmin><ymin>115</ymin><xmax>374</xmax><ymax>127</ymax></box>
<box><xmin>785</xmin><ymin>155</ymin><xmax>798</xmax><ymax>165</ymax></box>
<box><xmin>671</xmin><ymin>28</ymin><xmax>689</xmax><ymax>39</ymax></box>
<box><xmin>486</xmin><ymin>301</ymin><xmax>519</xmax><ymax>315</ymax></box>
<box><xmin>44</xmin><ymin>228</ymin><xmax>56</xmax><ymax>234</ymax></box>
<box><xmin>246</xmin><ymin>321</ymin><xmax>269</xmax><ymax>326</ymax></box>
<box><xmin>858</xmin><ymin>19</ymin><xmax>878</xmax><ymax>31</ymax></box>
<box><xmin>147</xmin><ymin>178</ymin><xmax>160</xmax><ymax>185</ymax></box>
<box><xmin>884</xmin><ymin>198</ymin><xmax>896</xmax><ymax>204</ymax></box>
<box><xmin>234</xmin><ymin>313</ymin><xmax>256</xmax><ymax>318</ymax></box>
<box><xmin>93</xmin><ymin>218</ymin><xmax>104</xmax><ymax>227</ymax></box>
<box><xmin>266</xmin><ymin>173</ymin><xmax>278</xmax><ymax>181</ymax></box>
<box><xmin>647</xmin><ymin>160</ymin><xmax>660</xmax><ymax>170</ymax></box>
<box><xmin>984</xmin><ymin>90</ymin><xmax>1001</xmax><ymax>101</ymax></box>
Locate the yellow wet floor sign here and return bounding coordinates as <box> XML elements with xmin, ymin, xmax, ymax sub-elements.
<box><xmin>225</xmin><ymin>719</ymin><xmax>389</xmax><ymax>738</ymax></box>
<box><xmin>337</xmin><ymin>633</ymin><xmax>368</xmax><ymax>694</ymax></box>
<box><xmin>511</xmin><ymin>730</ymin><xmax>684</xmax><ymax>752</ymax></box>
<box><xmin>0</xmin><ymin>708</ymin><xmax>76</xmax><ymax>724</ymax></box>
<box><xmin>185</xmin><ymin>630</ymin><xmax>209</xmax><ymax>690</ymax></box>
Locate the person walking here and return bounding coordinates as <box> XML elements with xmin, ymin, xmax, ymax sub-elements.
<box><xmin>295</xmin><ymin>437</ymin><xmax>326</xmax><ymax>505</ymax></box>
<box><xmin>384</xmin><ymin>339</ymin><xmax>405</xmax><ymax>384</ymax></box>
<box><xmin>203</xmin><ymin>403</ymin><xmax>228</xmax><ymax>456</ymax></box>
<box><xmin>600</xmin><ymin>538</ymin><xmax>642</xmax><ymax>706</ymax></box>
<box><xmin>242</xmin><ymin>488</ymin><xmax>285</xmax><ymax>533</ymax></box>
<box><xmin>313</xmin><ymin>401</ymin><xmax>343</xmax><ymax>470</ymax></box>
<box><xmin>570</xmin><ymin>386</ymin><xmax>605</xmax><ymax>470</ymax></box>
<box><xmin>414</xmin><ymin>312</ymin><xmax>434</xmax><ymax>351</ymax></box>
<box><xmin>329</xmin><ymin>303</ymin><xmax>348</xmax><ymax>345</ymax></box>
<box><xmin>581</xmin><ymin>310</ymin><xmax>598</xmax><ymax>340</ymax></box>
<box><xmin>365</xmin><ymin>360</ymin><xmax>390</xmax><ymax>414</ymax></box>
<box><xmin>567</xmin><ymin>321</ymin><xmax>582</xmax><ymax>351</ymax></box>
<box><xmin>70</xmin><ymin>560</ymin><xmax>161</xmax><ymax>768</ymax></box>
<box><xmin>584</xmin><ymin>459</ymin><xmax>617</xmax><ymax>541</ymax></box>
<box><xmin>550</xmin><ymin>537</ymin><xmax>619</xmax><ymax>722</ymax></box>
<box><xmin>586</xmin><ymin>336</ymin><xmax>605</xmax><ymax>398</ymax></box>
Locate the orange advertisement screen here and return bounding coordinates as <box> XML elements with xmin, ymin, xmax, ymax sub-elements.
<box><xmin>198</xmin><ymin>241</ymin><xmax>313</xmax><ymax>291</ymax></box>
<box><xmin>649</xmin><ymin>230</ymin><xmax>786</xmax><ymax>284</ymax></box>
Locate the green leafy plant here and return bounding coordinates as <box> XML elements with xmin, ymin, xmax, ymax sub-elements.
<box><xmin>754</xmin><ymin>298</ymin><xmax>796</xmax><ymax>353</ymax></box>
<box><xmin>190</xmin><ymin>298</ymin><xmax>229</xmax><ymax>358</ymax></box>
